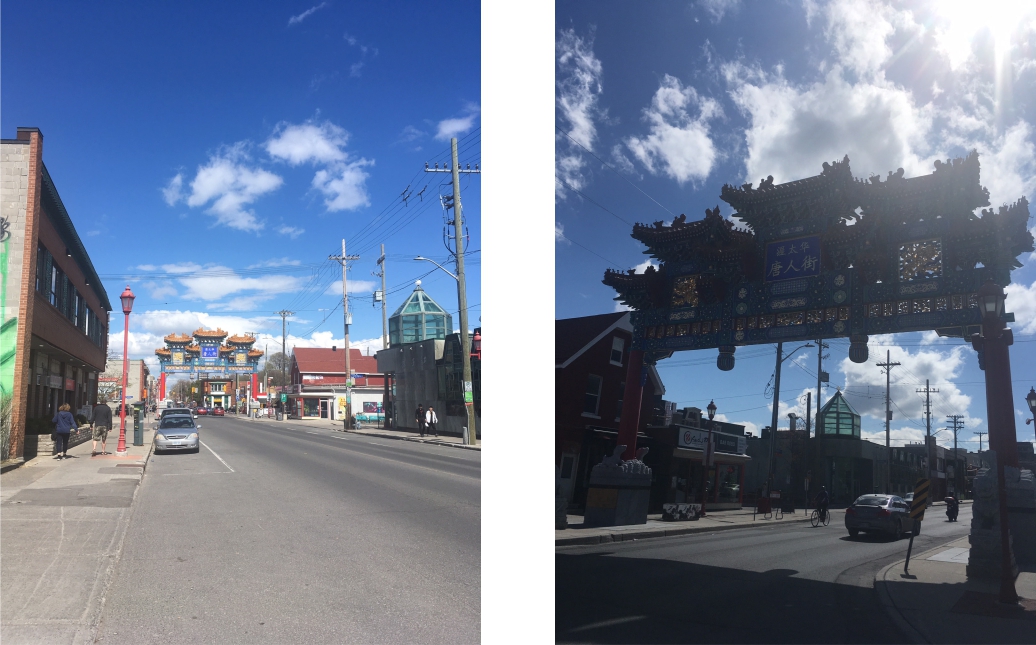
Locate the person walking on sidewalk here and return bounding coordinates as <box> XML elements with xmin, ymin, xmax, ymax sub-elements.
<box><xmin>425</xmin><ymin>406</ymin><xmax>438</xmax><ymax>437</ymax></box>
<box><xmin>91</xmin><ymin>399</ymin><xmax>112</xmax><ymax>456</ymax></box>
<box><xmin>52</xmin><ymin>403</ymin><xmax>76</xmax><ymax>459</ymax></box>
<box><xmin>416</xmin><ymin>404</ymin><xmax>425</xmax><ymax>437</ymax></box>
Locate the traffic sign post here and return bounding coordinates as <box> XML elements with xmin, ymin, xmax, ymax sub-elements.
<box><xmin>903</xmin><ymin>478</ymin><xmax>929</xmax><ymax>577</ymax></box>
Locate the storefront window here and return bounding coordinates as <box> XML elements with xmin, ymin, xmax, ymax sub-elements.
<box><xmin>303</xmin><ymin>398</ymin><xmax>320</xmax><ymax>417</ymax></box>
<box><xmin>716</xmin><ymin>464</ymin><xmax>742</xmax><ymax>503</ymax></box>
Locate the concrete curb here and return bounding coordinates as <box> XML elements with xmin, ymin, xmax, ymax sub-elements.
<box><xmin>556</xmin><ymin>513</ymin><xmax>814</xmax><ymax>547</ymax></box>
<box><xmin>875</xmin><ymin>557</ymin><xmax>933</xmax><ymax>645</ymax></box>
<box><xmin>345</xmin><ymin>429</ymin><xmax>482</xmax><ymax>451</ymax></box>
<box><xmin>0</xmin><ymin>458</ymin><xmax>26</xmax><ymax>473</ymax></box>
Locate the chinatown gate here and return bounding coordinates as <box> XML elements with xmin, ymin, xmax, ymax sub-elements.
<box><xmin>604</xmin><ymin>154</ymin><xmax>1032</xmax><ymax>542</ymax></box>
<box><xmin>154</xmin><ymin>329</ymin><xmax>263</xmax><ymax>407</ymax></box>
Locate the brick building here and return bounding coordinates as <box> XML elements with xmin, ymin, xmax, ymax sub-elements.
<box><xmin>1</xmin><ymin>127</ymin><xmax>111</xmax><ymax>460</ymax></box>
<box><xmin>288</xmin><ymin>347</ymin><xmax>386</xmax><ymax>422</ymax></box>
<box><xmin>555</xmin><ymin>312</ymin><xmax>665</xmax><ymax>509</ymax></box>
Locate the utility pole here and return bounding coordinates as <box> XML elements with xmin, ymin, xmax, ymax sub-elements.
<box><xmin>330</xmin><ymin>240</ymin><xmax>360</xmax><ymax>430</ymax></box>
<box><xmin>877</xmin><ymin>351</ymin><xmax>901</xmax><ymax>494</ymax></box>
<box><xmin>375</xmin><ymin>245</ymin><xmax>390</xmax><ymax>428</ymax></box>
<box><xmin>425</xmin><ymin>138</ymin><xmax>481</xmax><ymax>445</ymax></box>
<box><xmin>917</xmin><ymin>379</ymin><xmax>940</xmax><ymax>500</ymax></box>
<box><xmin>947</xmin><ymin>414</ymin><xmax>964</xmax><ymax>496</ymax></box>
<box><xmin>815</xmin><ymin>340</ymin><xmax>830</xmax><ymax>416</ymax></box>
<box><xmin>977</xmin><ymin>432</ymin><xmax>987</xmax><ymax>453</ymax></box>
<box><xmin>275</xmin><ymin>310</ymin><xmax>294</xmax><ymax>418</ymax></box>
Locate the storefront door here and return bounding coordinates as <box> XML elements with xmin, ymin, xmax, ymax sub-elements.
<box><xmin>320</xmin><ymin>400</ymin><xmax>328</xmax><ymax>419</ymax></box>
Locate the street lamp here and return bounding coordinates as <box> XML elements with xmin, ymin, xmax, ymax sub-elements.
<box><xmin>414</xmin><ymin>256</ymin><xmax>458</xmax><ymax>280</ymax></box>
<box><xmin>116</xmin><ymin>286</ymin><xmax>135</xmax><ymax>454</ymax></box>
<box><xmin>973</xmin><ymin>279</ymin><xmax>1019</xmax><ymax>604</ymax></box>
<box><xmin>698</xmin><ymin>400</ymin><xmax>718</xmax><ymax>517</ymax></box>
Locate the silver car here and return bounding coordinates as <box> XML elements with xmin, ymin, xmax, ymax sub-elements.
<box><xmin>845</xmin><ymin>494</ymin><xmax>915</xmax><ymax>539</ymax></box>
<box><xmin>155</xmin><ymin>415</ymin><xmax>200</xmax><ymax>453</ymax></box>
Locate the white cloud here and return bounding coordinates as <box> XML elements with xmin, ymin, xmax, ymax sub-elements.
<box><xmin>555</xmin><ymin>221</ymin><xmax>570</xmax><ymax>244</ymax></box>
<box><xmin>556</xmin><ymin>28</ymin><xmax>604</xmax><ymax>199</ymax></box>
<box><xmin>837</xmin><ymin>337</ymin><xmax>976</xmax><ymax>433</ymax></box>
<box><xmin>265</xmin><ymin>119</ymin><xmax>373</xmax><ymax>212</ymax></box>
<box><xmin>185</xmin><ymin>145</ymin><xmax>283</xmax><ymax>231</ymax></box>
<box><xmin>288</xmin><ymin>2</ymin><xmax>328</xmax><ymax>25</ymax></box>
<box><xmin>247</xmin><ymin>257</ymin><xmax>302</xmax><ymax>269</ymax></box>
<box><xmin>698</xmin><ymin>0</ymin><xmax>741</xmax><ymax>23</ymax></box>
<box><xmin>434</xmin><ymin>104</ymin><xmax>480</xmax><ymax>141</ymax></box>
<box><xmin>633</xmin><ymin>259</ymin><xmax>658</xmax><ymax>273</ymax></box>
<box><xmin>323</xmin><ymin>279</ymin><xmax>377</xmax><ymax>296</ymax></box>
<box><xmin>397</xmin><ymin>125</ymin><xmax>425</xmax><ymax>143</ymax></box>
<box><xmin>312</xmin><ymin>159</ymin><xmax>373</xmax><ymax>211</ymax></box>
<box><xmin>625</xmin><ymin>75</ymin><xmax>722</xmax><ymax>185</ymax></box>
<box><xmin>1006</xmin><ymin>278</ymin><xmax>1036</xmax><ymax>334</ymax></box>
<box><xmin>146</xmin><ymin>282</ymin><xmax>178</xmax><ymax>300</ymax></box>
<box><xmin>350</xmin><ymin>62</ymin><xmax>365</xmax><ymax>77</ymax></box>
<box><xmin>162</xmin><ymin>173</ymin><xmax>184</xmax><ymax>206</ymax></box>
<box><xmin>278</xmin><ymin>225</ymin><xmax>305</xmax><ymax>239</ymax></box>
<box><xmin>135</xmin><ymin>263</ymin><xmax>303</xmax><ymax>308</ymax></box>
<box><xmin>819</xmin><ymin>0</ymin><xmax>918</xmax><ymax>81</ymax></box>
<box><xmin>265</xmin><ymin>121</ymin><xmax>350</xmax><ymax>166</ymax></box>
<box><xmin>724</xmin><ymin>62</ymin><xmax>936</xmax><ymax>184</ymax></box>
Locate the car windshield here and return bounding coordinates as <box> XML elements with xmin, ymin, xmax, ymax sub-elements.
<box><xmin>160</xmin><ymin>417</ymin><xmax>196</xmax><ymax>429</ymax></box>
<box><xmin>162</xmin><ymin>409</ymin><xmax>190</xmax><ymax>417</ymax></box>
<box><xmin>854</xmin><ymin>495</ymin><xmax>889</xmax><ymax>506</ymax></box>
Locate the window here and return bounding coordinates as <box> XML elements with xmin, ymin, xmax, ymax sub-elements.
<box><xmin>583</xmin><ymin>374</ymin><xmax>603</xmax><ymax>416</ymax></box>
<box><xmin>610</xmin><ymin>337</ymin><xmax>625</xmax><ymax>366</ymax></box>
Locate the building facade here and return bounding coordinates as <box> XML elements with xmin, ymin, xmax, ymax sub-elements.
<box><xmin>555</xmin><ymin>312</ymin><xmax>666</xmax><ymax>511</ymax></box>
<box><xmin>1</xmin><ymin>128</ymin><xmax>111</xmax><ymax>460</ymax></box>
<box><xmin>98</xmin><ymin>359</ymin><xmax>151</xmax><ymax>410</ymax></box>
<box><xmin>288</xmin><ymin>347</ymin><xmax>385</xmax><ymax>422</ymax></box>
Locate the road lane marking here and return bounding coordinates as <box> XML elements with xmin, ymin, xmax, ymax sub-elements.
<box><xmin>306</xmin><ymin>431</ymin><xmax>320</xmax><ymax>435</ymax></box>
<box><xmin>161</xmin><ymin>472</ymin><xmax>233</xmax><ymax>476</ymax></box>
<box><xmin>568</xmin><ymin>616</ymin><xmax>646</xmax><ymax>633</ymax></box>
<box><xmin>200</xmin><ymin>441</ymin><xmax>235</xmax><ymax>473</ymax></box>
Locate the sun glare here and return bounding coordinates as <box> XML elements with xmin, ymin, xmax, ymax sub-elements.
<box><xmin>933</xmin><ymin>0</ymin><xmax>1028</xmax><ymax>70</ymax></box>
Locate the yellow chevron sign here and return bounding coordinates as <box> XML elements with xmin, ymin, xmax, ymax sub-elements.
<box><xmin>910</xmin><ymin>478</ymin><xmax>929</xmax><ymax>520</ymax></box>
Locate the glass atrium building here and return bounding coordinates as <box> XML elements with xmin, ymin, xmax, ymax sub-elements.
<box><xmin>388</xmin><ymin>282</ymin><xmax>453</xmax><ymax>346</ymax></box>
<box><xmin>816</xmin><ymin>390</ymin><xmax>861</xmax><ymax>439</ymax></box>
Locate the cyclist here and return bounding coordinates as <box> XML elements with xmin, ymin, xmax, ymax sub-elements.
<box><xmin>814</xmin><ymin>486</ymin><xmax>830</xmax><ymax>523</ymax></box>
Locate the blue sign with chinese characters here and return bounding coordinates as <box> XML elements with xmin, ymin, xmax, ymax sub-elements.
<box><xmin>201</xmin><ymin>346</ymin><xmax>218</xmax><ymax>358</ymax></box>
<box><xmin>765</xmin><ymin>236</ymin><xmax>821</xmax><ymax>282</ymax></box>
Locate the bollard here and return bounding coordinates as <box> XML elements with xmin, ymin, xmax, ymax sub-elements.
<box><xmin>462</xmin><ymin>426</ymin><xmax>469</xmax><ymax>445</ymax></box>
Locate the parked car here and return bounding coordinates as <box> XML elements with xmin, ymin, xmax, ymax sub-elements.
<box><xmin>196</xmin><ymin>407</ymin><xmax>208</xmax><ymax>415</ymax></box>
<box><xmin>154</xmin><ymin>415</ymin><xmax>200</xmax><ymax>453</ymax></box>
<box><xmin>212</xmin><ymin>407</ymin><xmax>225</xmax><ymax>416</ymax></box>
<box><xmin>904</xmin><ymin>492</ymin><xmax>914</xmax><ymax>504</ymax></box>
<box><xmin>845</xmin><ymin>494</ymin><xmax>915</xmax><ymax>539</ymax></box>
<box><xmin>160</xmin><ymin>407</ymin><xmax>192</xmax><ymax>420</ymax></box>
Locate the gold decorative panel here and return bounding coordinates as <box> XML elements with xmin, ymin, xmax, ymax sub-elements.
<box><xmin>899</xmin><ymin>239</ymin><xmax>942</xmax><ymax>281</ymax></box>
<box><xmin>671</xmin><ymin>275</ymin><xmax>700</xmax><ymax>307</ymax></box>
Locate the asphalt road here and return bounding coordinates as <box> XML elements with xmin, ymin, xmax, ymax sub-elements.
<box><xmin>556</xmin><ymin>506</ymin><xmax>973</xmax><ymax>644</ymax></box>
<box><xmin>95</xmin><ymin>415</ymin><xmax>480</xmax><ymax>645</ymax></box>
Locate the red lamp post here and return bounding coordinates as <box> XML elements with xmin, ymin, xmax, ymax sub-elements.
<box><xmin>116</xmin><ymin>286</ymin><xmax>135</xmax><ymax>454</ymax></box>
<box><xmin>972</xmin><ymin>279</ymin><xmax>1018</xmax><ymax>604</ymax></box>
<box><xmin>1025</xmin><ymin>387</ymin><xmax>1036</xmax><ymax>441</ymax></box>
<box><xmin>698</xmin><ymin>400</ymin><xmax>717</xmax><ymax>517</ymax></box>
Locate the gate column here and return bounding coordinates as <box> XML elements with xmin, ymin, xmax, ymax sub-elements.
<box><xmin>616</xmin><ymin>349</ymin><xmax>646</xmax><ymax>460</ymax></box>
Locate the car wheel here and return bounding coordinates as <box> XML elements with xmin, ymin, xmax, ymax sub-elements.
<box><xmin>893</xmin><ymin>519</ymin><xmax>903</xmax><ymax>540</ymax></box>
<box><xmin>848</xmin><ymin>528</ymin><xmax>859</xmax><ymax>538</ymax></box>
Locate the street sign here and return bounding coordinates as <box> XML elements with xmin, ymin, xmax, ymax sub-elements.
<box><xmin>910</xmin><ymin>478</ymin><xmax>929</xmax><ymax>520</ymax></box>
<box><xmin>280</xmin><ymin>393</ymin><xmax>287</xmax><ymax>403</ymax></box>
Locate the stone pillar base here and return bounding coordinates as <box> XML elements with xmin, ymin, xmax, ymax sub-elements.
<box><xmin>583</xmin><ymin>455</ymin><xmax>652</xmax><ymax>528</ymax></box>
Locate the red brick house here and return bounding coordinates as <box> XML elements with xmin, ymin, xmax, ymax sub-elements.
<box><xmin>288</xmin><ymin>347</ymin><xmax>387</xmax><ymax>422</ymax></box>
<box><xmin>555</xmin><ymin>312</ymin><xmax>666</xmax><ymax>509</ymax></box>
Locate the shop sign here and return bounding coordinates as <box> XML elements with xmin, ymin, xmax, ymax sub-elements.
<box><xmin>678</xmin><ymin>426</ymin><xmax>747</xmax><ymax>455</ymax></box>
<box><xmin>48</xmin><ymin>375</ymin><xmax>63</xmax><ymax>388</ymax></box>
<box><xmin>65</xmin><ymin>378</ymin><xmax>75</xmax><ymax>391</ymax></box>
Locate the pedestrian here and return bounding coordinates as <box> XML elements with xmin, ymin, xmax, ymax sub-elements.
<box><xmin>52</xmin><ymin>403</ymin><xmax>76</xmax><ymax>459</ymax></box>
<box><xmin>425</xmin><ymin>406</ymin><xmax>438</xmax><ymax>437</ymax></box>
<box><xmin>91</xmin><ymin>398</ymin><xmax>112</xmax><ymax>456</ymax></box>
<box><xmin>416</xmin><ymin>404</ymin><xmax>425</xmax><ymax>436</ymax></box>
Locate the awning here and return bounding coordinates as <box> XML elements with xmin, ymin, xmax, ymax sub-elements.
<box><xmin>673</xmin><ymin>447</ymin><xmax>752</xmax><ymax>463</ymax></box>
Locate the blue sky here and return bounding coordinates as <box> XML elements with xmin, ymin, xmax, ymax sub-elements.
<box><xmin>556</xmin><ymin>1</ymin><xmax>1036</xmax><ymax>452</ymax></box>
<box><xmin>1</xmin><ymin>1</ymin><xmax>480</xmax><ymax>379</ymax></box>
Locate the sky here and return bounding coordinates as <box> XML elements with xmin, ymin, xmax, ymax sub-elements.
<box><xmin>556</xmin><ymin>0</ymin><xmax>1036</xmax><ymax>453</ymax></box>
<box><xmin>1</xmin><ymin>1</ymin><xmax>481</xmax><ymax>384</ymax></box>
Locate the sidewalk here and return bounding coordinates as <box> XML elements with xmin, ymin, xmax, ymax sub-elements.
<box><xmin>876</xmin><ymin>537</ymin><xmax>1036</xmax><ymax>643</ymax></box>
<box><xmin>0</xmin><ymin>430</ymin><xmax>154</xmax><ymax>645</ymax></box>
<box><xmin>239</xmin><ymin>413</ymin><xmax>481</xmax><ymax>451</ymax></box>
<box><xmin>556</xmin><ymin>505</ymin><xmax>826</xmax><ymax>546</ymax></box>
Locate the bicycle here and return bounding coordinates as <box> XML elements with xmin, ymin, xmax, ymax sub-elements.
<box><xmin>810</xmin><ymin>507</ymin><xmax>831</xmax><ymax>527</ymax></box>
